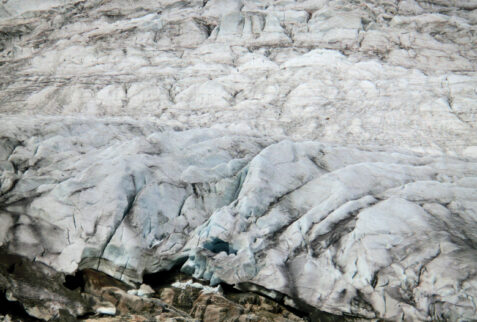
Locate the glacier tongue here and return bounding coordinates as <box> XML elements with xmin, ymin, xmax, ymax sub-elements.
<box><xmin>1</xmin><ymin>0</ymin><xmax>477</xmax><ymax>320</ymax></box>
<box><xmin>1</xmin><ymin>116</ymin><xmax>476</xmax><ymax>320</ymax></box>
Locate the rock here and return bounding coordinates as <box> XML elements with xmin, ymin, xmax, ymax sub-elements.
<box><xmin>158</xmin><ymin>288</ymin><xmax>177</xmax><ymax>306</ymax></box>
<box><xmin>190</xmin><ymin>292</ymin><xmax>304</xmax><ymax>322</ymax></box>
<box><xmin>0</xmin><ymin>315</ymin><xmax>12</xmax><ymax>322</ymax></box>
<box><xmin>99</xmin><ymin>287</ymin><xmax>158</xmax><ymax>316</ymax></box>
<box><xmin>83</xmin><ymin>269</ymin><xmax>132</xmax><ymax>295</ymax></box>
<box><xmin>96</xmin><ymin>305</ymin><xmax>116</xmax><ymax>316</ymax></box>
<box><xmin>190</xmin><ymin>294</ymin><xmax>243</xmax><ymax>321</ymax></box>
<box><xmin>0</xmin><ymin>248</ymin><xmax>92</xmax><ymax>320</ymax></box>
<box><xmin>150</xmin><ymin>273</ymin><xmax>305</xmax><ymax>321</ymax></box>
<box><xmin>158</xmin><ymin>284</ymin><xmax>203</xmax><ymax>313</ymax></box>
<box><xmin>84</xmin><ymin>277</ymin><xmax>194</xmax><ymax>320</ymax></box>
<box><xmin>138</xmin><ymin>284</ymin><xmax>155</xmax><ymax>297</ymax></box>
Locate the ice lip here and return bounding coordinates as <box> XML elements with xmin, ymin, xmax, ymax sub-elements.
<box><xmin>1</xmin><ymin>118</ymin><xmax>476</xmax><ymax>320</ymax></box>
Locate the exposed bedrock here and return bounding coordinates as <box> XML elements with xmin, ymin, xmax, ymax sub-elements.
<box><xmin>0</xmin><ymin>118</ymin><xmax>476</xmax><ymax>320</ymax></box>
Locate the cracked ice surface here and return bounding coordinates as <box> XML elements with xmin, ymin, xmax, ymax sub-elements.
<box><xmin>0</xmin><ymin>0</ymin><xmax>476</xmax><ymax>154</ymax></box>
